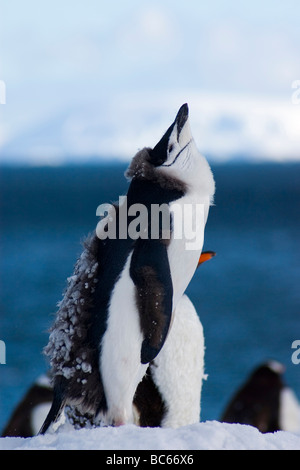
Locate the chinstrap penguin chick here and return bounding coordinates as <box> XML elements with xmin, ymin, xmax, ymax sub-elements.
<box><xmin>40</xmin><ymin>104</ymin><xmax>215</xmax><ymax>434</ymax></box>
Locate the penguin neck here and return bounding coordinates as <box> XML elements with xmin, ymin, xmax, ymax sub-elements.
<box><xmin>161</xmin><ymin>153</ymin><xmax>215</xmax><ymax>203</ymax></box>
<box><xmin>125</xmin><ymin>148</ymin><xmax>187</xmax><ymax>194</ymax></box>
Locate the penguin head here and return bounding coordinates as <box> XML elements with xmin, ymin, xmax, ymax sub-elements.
<box><xmin>249</xmin><ymin>361</ymin><xmax>286</xmax><ymax>387</ymax></box>
<box><xmin>149</xmin><ymin>104</ymin><xmax>215</xmax><ymax>195</ymax></box>
<box><xmin>126</xmin><ymin>104</ymin><xmax>215</xmax><ymax>200</ymax></box>
<box><xmin>149</xmin><ymin>103</ymin><xmax>192</xmax><ymax>168</ymax></box>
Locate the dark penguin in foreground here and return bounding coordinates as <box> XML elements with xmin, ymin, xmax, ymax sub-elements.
<box><xmin>133</xmin><ymin>250</ymin><xmax>216</xmax><ymax>428</ymax></box>
<box><xmin>221</xmin><ymin>361</ymin><xmax>300</xmax><ymax>433</ymax></box>
<box><xmin>40</xmin><ymin>104</ymin><xmax>215</xmax><ymax>433</ymax></box>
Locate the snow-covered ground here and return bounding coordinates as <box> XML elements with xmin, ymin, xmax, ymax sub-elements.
<box><xmin>1</xmin><ymin>421</ymin><xmax>300</xmax><ymax>450</ymax></box>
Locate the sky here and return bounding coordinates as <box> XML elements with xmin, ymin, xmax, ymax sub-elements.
<box><xmin>0</xmin><ymin>0</ymin><xmax>300</xmax><ymax>164</ymax></box>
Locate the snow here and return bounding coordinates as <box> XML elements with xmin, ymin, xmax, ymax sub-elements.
<box><xmin>1</xmin><ymin>421</ymin><xmax>300</xmax><ymax>450</ymax></box>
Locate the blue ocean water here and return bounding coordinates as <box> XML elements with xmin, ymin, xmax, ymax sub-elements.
<box><xmin>0</xmin><ymin>162</ymin><xmax>299</xmax><ymax>431</ymax></box>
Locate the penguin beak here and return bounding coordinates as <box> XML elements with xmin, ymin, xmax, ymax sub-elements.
<box><xmin>175</xmin><ymin>103</ymin><xmax>189</xmax><ymax>137</ymax></box>
<box><xmin>175</xmin><ymin>103</ymin><xmax>192</xmax><ymax>149</ymax></box>
<box><xmin>198</xmin><ymin>251</ymin><xmax>216</xmax><ymax>267</ymax></box>
<box><xmin>150</xmin><ymin>103</ymin><xmax>192</xmax><ymax>167</ymax></box>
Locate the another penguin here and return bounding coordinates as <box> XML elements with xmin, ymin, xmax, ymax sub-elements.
<box><xmin>64</xmin><ymin>250</ymin><xmax>215</xmax><ymax>430</ymax></box>
<box><xmin>221</xmin><ymin>361</ymin><xmax>300</xmax><ymax>433</ymax></box>
<box><xmin>1</xmin><ymin>375</ymin><xmax>53</xmax><ymax>437</ymax></box>
<box><xmin>40</xmin><ymin>104</ymin><xmax>215</xmax><ymax>433</ymax></box>
<box><xmin>133</xmin><ymin>250</ymin><xmax>216</xmax><ymax>428</ymax></box>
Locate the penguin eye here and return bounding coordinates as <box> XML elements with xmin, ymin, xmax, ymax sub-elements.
<box><xmin>168</xmin><ymin>144</ymin><xmax>174</xmax><ymax>153</ymax></box>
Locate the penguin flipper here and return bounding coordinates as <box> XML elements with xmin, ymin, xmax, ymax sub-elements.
<box><xmin>38</xmin><ymin>378</ymin><xmax>67</xmax><ymax>435</ymax></box>
<box><xmin>130</xmin><ymin>239</ymin><xmax>173</xmax><ymax>365</ymax></box>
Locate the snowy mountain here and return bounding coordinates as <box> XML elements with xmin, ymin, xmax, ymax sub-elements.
<box><xmin>1</xmin><ymin>90</ymin><xmax>299</xmax><ymax>165</ymax></box>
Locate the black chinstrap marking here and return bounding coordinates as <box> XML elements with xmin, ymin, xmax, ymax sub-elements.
<box><xmin>161</xmin><ymin>140</ymin><xmax>192</xmax><ymax>168</ymax></box>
